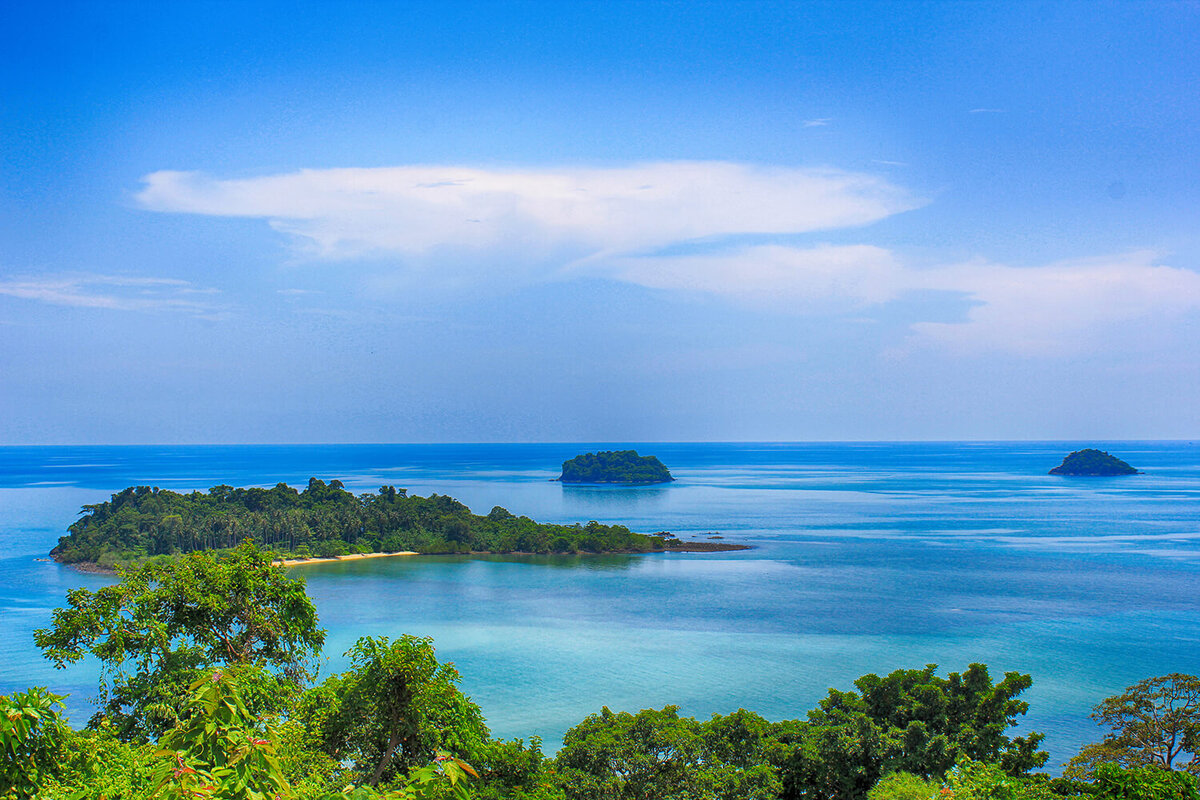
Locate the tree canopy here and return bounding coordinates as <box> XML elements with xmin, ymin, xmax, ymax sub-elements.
<box><xmin>559</xmin><ymin>451</ymin><xmax>675</xmax><ymax>484</ymax></box>
<box><xmin>1067</xmin><ymin>673</ymin><xmax>1200</xmax><ymax>778</ymax></box>
<box><xmin>554</xmin><ymin>705</ymin><xmax>787</xmax><ymax>800</ymax></box>
<box><xmin>780</xmin><ymin>664</ymin><xmax>1048</xmax><ymax>800</ymax></box>
<box><xmin>33</xmin><ymin>540</ymin><xmax>325</xmax><ymax>739</ymax></box>
<box><xmin>50</xmin><ymin>479</ymin><xmax>668</xmax><ymax>568</ymax></box>
<box><xmin>294</xmin><ymin>635</ymin><xmax>490</xmax><ymax>787</ymax></box>
<box><xmin>1048</xmin><ymin>449</ymin><xmax>1140</xmax><ymax>476</ymax></box>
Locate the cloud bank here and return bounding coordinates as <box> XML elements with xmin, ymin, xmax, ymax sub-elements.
<box><xmin>602</xmin><ymin>244</ymin><xmax>903</xmax><ymax>311</ymax></box>
<box><xmin>134</xmin><ymin>162</ymin><xmax>1200</xmax><ymax>356</ymax></box>
<box><xmin>136</xmin><ymin>162</ymin><xmax>919</xmax><ymax>260</ymax></box>
<box><xmin>603</xmin><ymin>246</ymin><xmax>1200</xmax><ymax>354</ymax></box>
<box><xmin>911</xmin><ymin>252</ymin><xmax>1200</xmax><ymax>354</ymax></box>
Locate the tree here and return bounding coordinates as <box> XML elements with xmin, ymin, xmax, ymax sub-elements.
<box><xmin>295</xmin><ymin>635</ymin><xmax>489</xmax><ymax>787</ymax></box>
<box><xmin>555</xmin><ymin>706</ymin><xmax>705</xmax><ymax>799</ymax></box>
<box><xmin>780</xmin><ymin>664</ymin><xmax>1048</xmax><ymax>800</ymax></box>
<box><xmin>34</xmin><ymin>540</ymin><xmax>325</xmax><ymax>739</ymax></box>
<box><xmin>554</xmin><ymin>706</ymin><xmax>786</xmax><ymax>800</ymax></box>
<box><xmin>1067</xmin><ymin>674</ymin><xmax>1200</xmax><ymax>777</ymax></box>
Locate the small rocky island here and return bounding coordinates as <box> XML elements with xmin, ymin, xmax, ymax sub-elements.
<box><xmin>559</xmin><ymin>450</ymin><xmax>675</xmax><ymax>484</ymax></box>
<box><xmin>1049</xmin><ymin>448</ymin><xmax>1141</xmax><ymax>476</ymax></box>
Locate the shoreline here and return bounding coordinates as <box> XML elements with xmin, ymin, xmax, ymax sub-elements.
<box><xmin>56</xmin><ymin>541</ymin><xmax>752</xmax><ymax>574</ymax></box>
<box><xmin>553</xmin><ymin>479</ymin><xmax>675</xmax><ymax>485</ymax></box>
<box><xmin>273</xmin><ymin>551</ymin><xmax>419</xmax><ymax>567</ymax></box>
<box><xmin>662</xmin><ymin>541</ymin><xmax>751</xmax><ymax>553</ymax></box>
<box><xmin>56</xmin><ymin>560</ymin><xmax>118</xmax><ymax>575</ymax></box>
<box><xmin>277</xmin><ymin>543</ymin><xmax>751</xmax><ymax>566</ymax></box>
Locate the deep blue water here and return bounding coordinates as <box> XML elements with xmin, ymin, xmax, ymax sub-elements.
<box><xmin>2</xmin><ymin>441</ymin><xmax>1199</xmax><ymax>769</ymax></box>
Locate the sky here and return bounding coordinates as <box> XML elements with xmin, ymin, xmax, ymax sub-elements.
<box><xmin>1</xmin><ymin>0</ymin><xmax>1198</xmax><ymax>444</ymax></box>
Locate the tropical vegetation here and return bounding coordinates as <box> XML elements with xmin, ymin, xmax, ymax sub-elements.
<box><xmin>49</xmin><ymin>480</ymin><xmax>669</xmax><ymax>569</ymax></box>
<box><xmin>558</xmin><ymin>450</ymin><xmax>674</xmax><ymax>484</ymax></box>
<box><xmin>1048</xmin><ymin>450</ymin><xmax>1140</xmax><ymax>476</ymax></box>
<box><xmin>8</xmin><ymin>542</ymin><xmax>1198</xmax><ymax>799</ymax></box>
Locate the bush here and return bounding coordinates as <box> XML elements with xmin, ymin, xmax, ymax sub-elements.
<box><xmin>1092</xmin><ymin>762</ymin><xmax>1199</xmax><ymax>800</ymax></box>
<box><xmin>941</xmin><ymin>759</ymin><xmax>1056</xmax><ymax>800</ymax></box>
<box><xmin>869</xmin><ymin>772</ymin><xmax>941</xmax><ymax>800</ymax></box>
<box><xmin>0</xmin><ymin>687</ymin><xmax>70</xmax><ymax>799</ymax></box>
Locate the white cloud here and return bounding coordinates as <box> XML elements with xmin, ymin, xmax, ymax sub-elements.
<box><xmin>0</xmin><ymin>274</ymin><xmax>226</xmax><ymax>318</ymax></box>
<box><xmin>135</xmin><ymin>162</ymin><xmax>920</xmax><ymax>263</ymax></box>
<box><xmin>601</xmin><ymin>244</ymin><xmax>903</xmax><ymax>311</ymax></box>
<box><xmin>968</xmin><ymin>108</ymin><xmax>1007</xmax><ymax>114</ymax></box>
<box><xmin>131</xmin><ymin>161</ymin><xmax>1200</xmax><ymax>358</ymax></box>
<box><xmin>910</xmin><ymin>252</ymin><xmax>1200</xmax><ymax>355</ymax></box>
<box><xmin>802</xmin><ymin>118</ymin><xmax>832</xmax><ymax>127</ymax></box>
<box><xmin>595</xmin><ymin>245</ymin><xmax>1200</xmax><ymax>355</ymax></box>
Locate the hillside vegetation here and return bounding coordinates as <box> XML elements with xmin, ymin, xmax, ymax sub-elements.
<box><xmin>559</xmin><ymin>450</ymin><xmax>674</xmax><ymax>484</ymax></box>
<box><xmin>1048</xmin><ymin>449</ymin><xmax>1140</xmax><ymax>476</ymax></box>
<box><xmin>50</xmin><ymin>478</ymin><xmax>667</xmax><ymax>568</ymax></box>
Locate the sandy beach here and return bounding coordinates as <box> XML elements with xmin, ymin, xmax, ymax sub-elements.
<box><xmin>273</xmin><ymin>551</ymin><xmax>419</xmax><ymax>567</ymax></box>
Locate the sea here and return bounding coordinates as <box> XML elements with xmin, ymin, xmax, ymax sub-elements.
<box><xmin>2</xmin><ymin>441</ymin><xmax>1198</xmax><ymax>770</ymax></box>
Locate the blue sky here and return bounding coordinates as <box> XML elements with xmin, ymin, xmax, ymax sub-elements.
<box><xmin>2</xmin><ymin>1</ymin><xmax>1198</xmax><ymax>443</ymax></box>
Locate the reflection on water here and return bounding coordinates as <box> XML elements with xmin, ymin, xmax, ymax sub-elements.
<box><xmin>559</xmin><ymin>483</ymin><xmax>672</xmax><ymax>511</ymax></box>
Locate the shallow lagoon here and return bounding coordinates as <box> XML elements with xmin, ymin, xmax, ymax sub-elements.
<box><xmin>2</xmin><ymin>441</ymin><xmax>1198</xmax><ymax>768</ymax></box>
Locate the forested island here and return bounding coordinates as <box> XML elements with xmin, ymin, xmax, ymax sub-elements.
<box><xmin>10</xmin><ymin>541</ymin><xmax>1196</xmax><ymax>799</ymax></box>
<box><xmin>49</xmin><ymin>478</ymin><xmax>736</xmax><ymax>570</ymax></box>
<box><xmin>1049</xmin><ymin>449</ymin><xmax>1141</xmax><ymax>476</ymax></box>
<box><xmin>558</xmin><ymin>450</ymin><xmax>674</xmax><ymax>484</ymax></box>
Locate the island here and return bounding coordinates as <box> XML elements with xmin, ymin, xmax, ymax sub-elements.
<box><xmin>49</xmin><ymin>478</ymin><xmax>743</xmax><ymax>571</ymax></box>
<box><xmin>1048</xmin><ymin>448</ymin><xmax>1141</xmax><ymax>476</ymax></box>
<box><xmin>558</xmin><ymin>450</ymin><xmax>675</xmax><ymax>484</ymax></box>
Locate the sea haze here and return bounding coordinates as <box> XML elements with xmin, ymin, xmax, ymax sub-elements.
<box><xmin>1</xmin><ymin>441</ymin><xmax>1198</xmax><ymax>769</ymax></box>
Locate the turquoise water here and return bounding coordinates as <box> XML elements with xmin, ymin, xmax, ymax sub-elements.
<box><xmin>2</xmin><ymin>441</ymin><xmax>1199</xmax><ymax>769</ymax></box>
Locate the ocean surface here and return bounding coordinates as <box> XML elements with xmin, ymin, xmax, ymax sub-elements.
<box><xmin>2</xmin><ymin>441</ymin><xmax>1199</xmax><ymax>769</ymax></box>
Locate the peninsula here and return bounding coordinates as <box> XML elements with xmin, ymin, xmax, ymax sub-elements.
<box><xmin>50</xmin><ymin>478</ymin><xmax>739</xmax><ymax>571</ymax></box>
<box><xmin>558</xmin><ymin>450</ymin><xmax>675</xmax><ymax>484</ymax></box>
<box><xmin>1049</xmin><ymin>448</ymin><xmax>1141</xmax><ymax>476</ymax></box>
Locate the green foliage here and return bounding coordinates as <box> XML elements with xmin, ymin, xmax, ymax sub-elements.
<box><xmin>555</xmin><ymin>705</ymin><xmax>703</xmax><ymax>799</ymax></box>
<box><xmin>558</xmin><ymin>451</ymin><xmax>674</xmax><ymax>484</ymax></box>
<box><xmin>554</xmin><ymin>705</ymin><xmax>786</xmax><ymax>800</ymax></box>
<box><xmin>1063</xmin><ymin>742</ymin><xmax>1142</xmax><ymax>782</ymax></box>
<box><xmin>781</xmin><ymin>664</ymin><xmax>1048</xmax><ymax>800</ymax></box>
<box><xmin>0</xmin><ymin>687</ymin><xmax>69</xmax><ymax>800</ymax></box>
<box><xmin>312</xmin><ymin>754</ymin><xmax>479</xmax><ymax>800</ymax></box>
<box><xmin>1090</xmin><ymin>762</ymin><xmax>1199</xmax><ymax>800</ymax></box>
<box><xmin>51</xmin><ymin>479</ymin><xmax>665</xmax><ymax>566</ymax></box>
<box><xmin>867</xmin><ymin>772</ymin><xmax>941</xmax><ymax>800</ymax></box>
<box><xmin>34</xmin><ymin>725</ymin><xmax>156</xmax><ymax>800</ymax></box>
<box><xmin>148</xmin><ymin>668</ymin><xmax>291</xmax><ymax>800</ymax></box>
<box><xmin>471</xmin><ymin>737</ymin><xmax>560</xmax><ymax>800</ymax></box>
<box><xmin>34</xmin><ymin>541</ymin><xmax>325</xmax><ymax>740</ymax></box>
<box><xmin>28</xmin><ymin>669</ymin><xmax>480</xmax><ymax>800</ymax></box>
<box><xmin>35</xmin><ymin>540</ymin><xmax>1185</xmax><ymax>800</ymax></box>
<box><xmin>1067</xmin><ymin>674</ymin><xmax>1200</xmax><ymax>777</ymax></box>
<box><xmin>1048</xmin><ymin>450</ymin><xmax>1139</xmax><ymax>476</ymax></box>
<box><xmin>940</xmin><ymin>759</ymin><xmax>1056</xmax><ymax>799</ymax></box>
<box><xmin>295</xmin><ymin>635</ymin><xmax>489</xmax><ymax>787</ymax></box>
